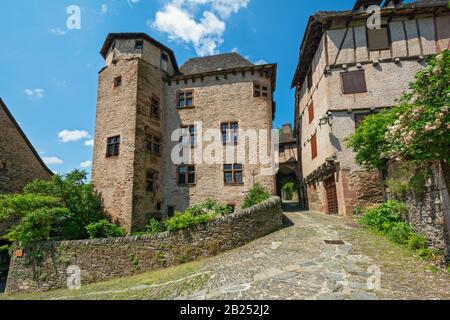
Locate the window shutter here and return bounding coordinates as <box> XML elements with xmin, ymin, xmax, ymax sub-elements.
<box><xmin>367</xmin><ymin>27</ymin><xmax>390</xmax><ymax>51</ymax></box>
<box><xmin>342</xmin><ymin>70</ymin><xmax>367</xmax><ymax>94</ymax></box>
<box><xmin>311</xmin><ymin>134</ymin><xmax>318</xmax><ymax>160</ymax></box>
<box><xmin>308</xmin><ymin>100</ymin><xmax>314</xmax><ymax>124</ymax></box>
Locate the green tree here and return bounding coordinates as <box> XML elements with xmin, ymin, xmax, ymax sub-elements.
<box><xmin>242</xmin><ymin>183</ymin><xmax>271</xmax><ymax>209</ymax></box>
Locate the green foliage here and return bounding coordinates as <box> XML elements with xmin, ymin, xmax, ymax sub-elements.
<box><xmin>242</xmin><ymin>183</ymin><xmax>271</xmax><ymax>209</ymax></box>
<box><xmin>281</xmin><ymin>182</ymin><xmax>297</xmax><ymax>200</ymax></box>
<box><xmin>146</xmin><ymin>218</ymin><xmax>164</xmax><ymax>235</ymax></box>
<box><xmin>385</xmin><ymin>222</ymin><xmax>414</xmax><ymax>245</ymax></box>
<box><xmin>85</xmin><ymin>220</ymin><xmax>126</xmax><ymax>239</ymax></box>
<box><xmin>0</xmin><ymin>194</ymin><xmax>63</xmax><ymax>221</ymax></box>
<box><xmin>164</xmin><ymin>211</ymin><xmax>217</xmax><ymax>232</ymax></box>
<box><xmin>185</xmin><ymin>198</ymin><xmax>233</xmax><ymax>216</ymax></box>
<box><xmin>347</xmin><ymin>50</ymin><xmax>450</xmax><ymax>167</ymax></box>
<box><xmin>360</xmin><ymin>200</ymin><xmax>407</xmax><ymax>232</ymax></box>
<box><xmin>417</xmin><ymin>248</ymin><xmax>440</xmax><ymax>260</ymax></box>
<box><xmin>24</xmin><ymin>170</ymin><xmax>103</xmax><ymax>239</ymax></box>
<box><xmin>347</xmin><ymin>109</ymin><xmax>398</xmax><ymax>170</ymax></box>
<box><xmin>408</xmin><ymin>233</ymin><xmax>428</xmax><ymax>250</ymax></box>
<box><xmin>5</xmin><ymin>207</ymin><xmax>70</xmax><ymax>245</ymax></box>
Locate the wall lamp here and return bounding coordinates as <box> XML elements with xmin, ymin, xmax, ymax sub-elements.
<box><xmin>319</xmin><ymin>113</ymin><xmax>332</xmax><ymax>126</ymax></box>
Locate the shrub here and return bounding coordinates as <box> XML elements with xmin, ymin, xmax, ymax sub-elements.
<box><xmin>417</xmin><ymin>248</ymin><xmax>440</xmax><ymax>260</ymax></box>
<box><xmin>5</xmin><ymin>207</ymin><xmax>70</xmax><ymax>245</ymax></box>
<box><xmin>164</xmin><ymin>211</ymin><xmax>217</xmax><ymax>232</ymax></box>
<box><xmin>385</xmin><ymin>222</ymin><xmax>414</xmax><ymax>244</ymax></box>
<box><xmin>408</xmin><ymin>233</ymin><xmax>428</xmax><ymax>250</ymax></box>
<box><xmin>187</xmin><ymin>198</ymin><xmax>233</xmax><ymax>216</ymax></box>
<box><xmin>242</xmin><ymin>183</ymin><xmax>271</xmax><ymax>209</ymax></box>
<box><xmin>24</xmin><ymin>170</ymin><xmax>103</xmax><ymax>239</ymax></box>
<box><xmin>85</xmin><ymin>220</ymin><xmax>126</xmax><ymax>239</ymax></box>
<box><xmin>281</xmin><ymin>182</ymin><xmax>296</xmax><ymax>200</ymax></box>
<box><xmin>360</xmin><ymin>200</ymin><xmax>407</xmax><ymax>231</ymax></box>
<box><xmin>146</xmin><ymin>218</ymin><xmax>164</xmax><ymax>234</ymax></box>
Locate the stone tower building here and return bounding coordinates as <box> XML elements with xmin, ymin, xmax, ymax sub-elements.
<box><xmin>92</xmin><ymin>33</ymin><xmax>277</xmax><ymax>233</ymax></box>
<box><xmin>292</xmin><ymin>0</ymin><xmax>450</xmax><ymax>216</ymax></box>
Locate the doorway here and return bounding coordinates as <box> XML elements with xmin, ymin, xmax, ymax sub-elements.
<box><xmin>324</xmin><ymin>176</ymin><xmax>338</xmax><ymax>215</ymax></box>
<box><xmin>0</xmin><ymin>241</ymin><xmax>10</xmax><ymax>293</ymax></box>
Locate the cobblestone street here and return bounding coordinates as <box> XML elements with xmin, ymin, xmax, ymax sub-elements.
<box><xmin>176</xmin><ymin>205</ymin><xmax>450</xmax><ymax>300</ymax></box>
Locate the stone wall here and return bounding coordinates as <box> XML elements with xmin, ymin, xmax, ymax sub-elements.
<box><xmin>5</xmin><ymin>197</ymin><xmax>283</xmax><ymax>295</ymax></box>
<box><xmin>387</xmin><ymin>161</ymin><xmax>450</xmax><ymax>258</ymax></box>
<box><xmin>0</xmin><ymin>100</ymin><xmax>52</xmax><ymax>196</ymax></box>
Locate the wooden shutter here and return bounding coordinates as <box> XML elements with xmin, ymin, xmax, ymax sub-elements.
<box><xmin>308</xmin><ymin>100</ymin><xmax>314</xmax><ymax>124</ymax></box>
<box><xmin>342</xmin><ymin>70</ymin><xmax>367</xmax><ymax>94</ymax></box>
<box><xmin>367</xmin><ymin>27</ymin><xmax>390</xmax><ymax>51</ymax></box>
<box><xmin>311</xmin><ymin>133</ymin><xmax>318</xmax><ymax>160</ymax></box>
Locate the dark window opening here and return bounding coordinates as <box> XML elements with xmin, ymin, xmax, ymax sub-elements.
<box><xmin>146</xmin><ymin>172</ymin><xmax>154</xmax><ymax>192</ymax></box>
<box><xmin>156</xmin><ymin>202</ymin><xmax>162</xmax><ymax>211</ymax></box>
<box><xmin>146</xmin><ymin>135</ymin><xmax>161</xmax><ymax>156</ymax></box>
<box><xmin>135</xmin><ymin>40</ymin><xmax>144</xmax><ymax>50</ymax></box>
<box><xmin>150</xmin><ymin>95</ymin><xmax>160</xmax><ymax>120</ymax></box>
<box><xmin>307</xmin><ymin>69</ymin><xmax>313</xmax><ymax>91</ymax></box>
<box><xmin>341</xmin><ymin>70</ymin><xmax>367</xmax><ymax>94</ymax></box>
<box><xmin>224</xmin><ymin>164</ymin><xmax>243</xmax><ymax>185</ymax></box>
<box><xmin>106</xmin><ymin>136</ymin><xmax>120</xmax><ymax>158</ymax></box>
<box><xmin>0</xmin><ymin>162</ymin><xmax>7</xmax><ymax>174</ymax></box>
<box><xmin>161</xmin><ymin>53</ymin><xmax>169</xmax><ymax>71</ymax></box>
<box><xmin>114</xmin><ymin>76</ymin><xmax>122</xmax><ymax>88</ymax></box>
<box><xmin>178</xmin><ymin>165</ymin><xmax>196</xmax><ymax>186</ymax></box>
<box><xmin>167</xmin><ymin>206</ymin><xmax>175</xmax><ymax>217</ymax></box>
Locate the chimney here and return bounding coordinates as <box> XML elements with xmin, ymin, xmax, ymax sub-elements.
<box><xmin>281</xmin><ymin>124</ymin><xmax>293</xmax><ymax>135</ymax></box>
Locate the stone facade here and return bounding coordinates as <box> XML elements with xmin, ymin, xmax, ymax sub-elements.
<box><xmin>92</xmin><ymin>33</ymin><xmax>277</xmax><ymax>233</ymax></box>
<box><xmin>0</xmin><ymin>99</ymin><xmax>52</xmax><ymax>196</ymax></box>
<box><xmin>292</xmin><ymin>1</ymin><xmax>450</xmax><ymax>216</ymax></box>
<box><xmin>5</xmin><ymin>197</ymin><xmax>283</xmax><ymax>295</ymax></box>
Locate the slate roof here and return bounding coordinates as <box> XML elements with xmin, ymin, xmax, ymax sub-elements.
<box><xmin>180</xmin><ymin>53</ymin><xmax>254</xmax><ymax>75</ymax></box>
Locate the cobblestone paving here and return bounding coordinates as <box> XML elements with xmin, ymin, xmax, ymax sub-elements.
<box><xmin>176</xmin><ymin>206</ymin><xmax>450</xmax><ymax>300</ymax></box>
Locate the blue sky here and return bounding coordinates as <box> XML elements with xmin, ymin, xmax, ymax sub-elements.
<box><xmin>0</xmin><ymin>0</ymin><xmax>354</xmax><ymax>175</ymax></box>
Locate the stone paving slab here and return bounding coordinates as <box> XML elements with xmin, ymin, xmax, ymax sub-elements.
<box><xmin>175</xmin><ymin>208</ymin><xmax>450</xmax><ymax>300</ymax></box>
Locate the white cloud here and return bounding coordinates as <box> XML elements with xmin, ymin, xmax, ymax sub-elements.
<box><xmin>254</xmin><ymin>59</ymin><xmax>267</xmax><ymax>65</ymax></box>
<box><xmin>152</xmin><ymin>0</ymin><xmax>249</xmax><ymax>56</ymax></box>
<box><xmin>49</xmin><ymin>28</ymin><xmax>67</xmax><ymax>36</ymax></box>
<box><xmin>25</xmin><ymin>88</ymin><xmax>45</xmax><ymax>100</ymax></box>
<box><xmin>58</xmin><ymin>130</ymin><xmax>90</xmax><ymax>143</ymax></box>
<box><xmin>80</xmin><ymin>161</ymin><xmax>92</xmax><ymax>168</ymax></box>
<box><xmin>84</xmin><ymin>139</ymin><xmax>94</xmax><ymax>147</ymax></box>
<box><xmin>101</xmin><ymin>4</ymin><xmax>108</xmax><ymax>15</ymax></box>
<box><xmin>43</xmin><ymin>157</ymin><xmax>64</xmax><ymax>165</ymax></box>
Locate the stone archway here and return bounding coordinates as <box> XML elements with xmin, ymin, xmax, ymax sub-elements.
<box><xmin>276</xmin><ymin>165</ymin><xmax>299</xmax><ymax>203</ymax></box>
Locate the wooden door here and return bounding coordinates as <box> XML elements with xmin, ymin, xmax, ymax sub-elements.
<box><xmin>324</xmin><ymin>176</ymin><xmax>338</xmax><ymax>215</ymax></box>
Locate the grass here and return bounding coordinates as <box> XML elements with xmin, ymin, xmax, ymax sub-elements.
<box><xmin>1</xmin><ymin>260</ymin><xmax>209</xmax><ymax>300</ymax></box>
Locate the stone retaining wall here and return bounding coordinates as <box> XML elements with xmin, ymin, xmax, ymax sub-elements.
<box><xmin>5</xmin><ymin>197</ymin><xmax>283</xmax><ymax>295</ymax></box>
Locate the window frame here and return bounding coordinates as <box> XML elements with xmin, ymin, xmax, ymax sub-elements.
<box><xmin>177</xmin><ymin>90</ymin><xmax>194</xmax><ymax>109</ymax></box>
<box><xmin>253</xmin><ymin>82</ymin><xmax>269</xmax><ymax>98</ymax></box>
<box><xmin>106</xmin><ymin>136</ymin><xmax>120</xmax><ymax>158</ymax></box>
<box><xmin>146</xmin><ymin>172</ymin><xmax>155</xmax><ymax>193</ymax></box>
<box><xmin>221</xmin><ymin>122</ymin><xmax>239</xmax><ymax>146</ymax></box>
<box><xmin>177</xmin><ymin>165</ymin><xmax>196</xmax><ymax>186</ymax></box>
<box><xmin>146</xmin><ymin>134</ymin><xmax>162</xmax><ymax>156</ymax></box>
<box><xmin>224</xmin><ymin>164</ymin><xmax>244</xmax><ymax>185</ymax></box>
<box><xmin>150</xmin><ymin>95</ymin><xmax>160</xmax><ymax>120</ymax></box>
<box><xmin>307</xmin><ymin>68</ymin><xmax>313</xmax><ymax>92</ymax></box>
<box><xmin>180</xmin><ymin>125</ymin><xmax>197</xmax><ymax>148</ymax></box>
